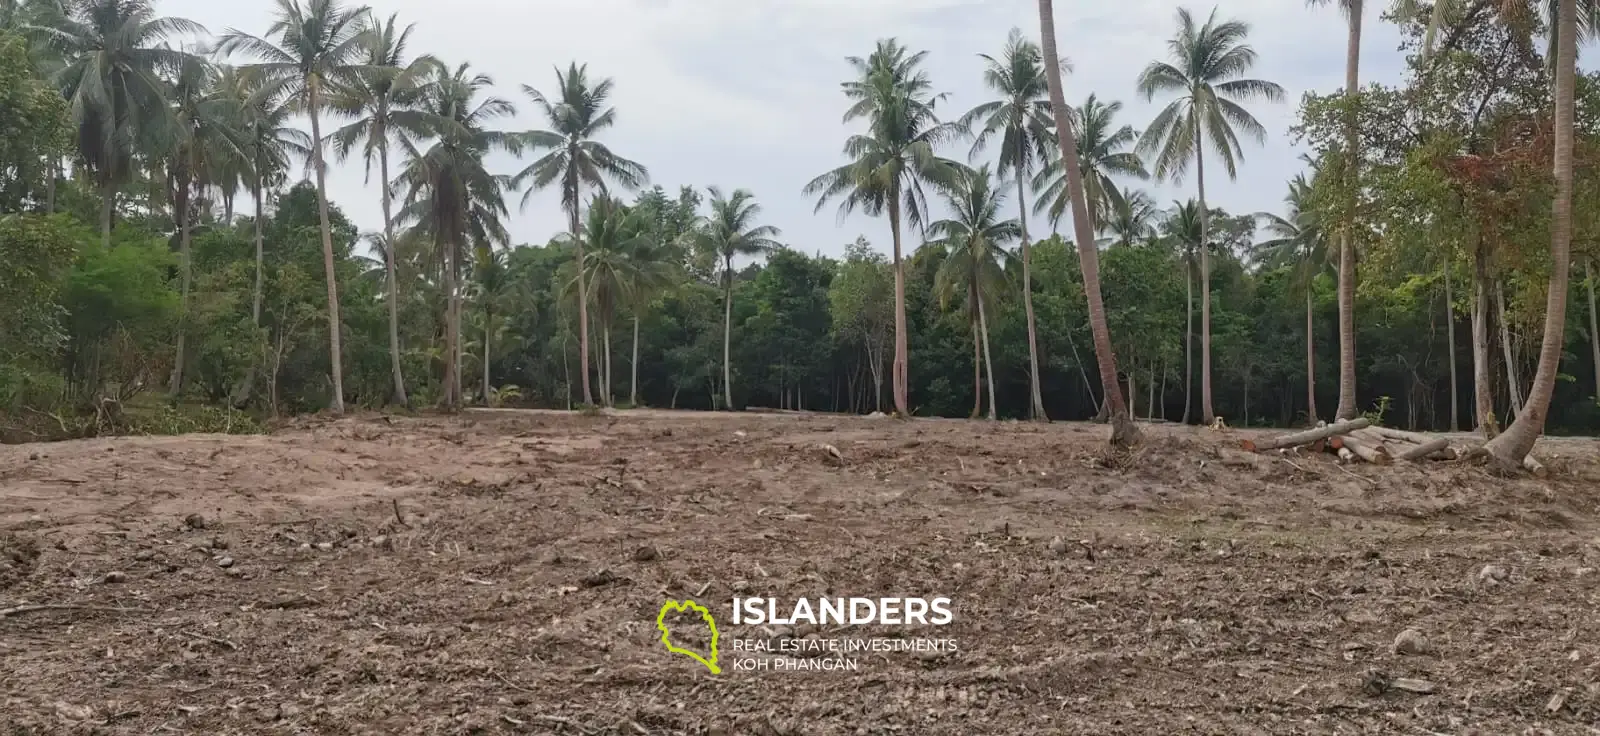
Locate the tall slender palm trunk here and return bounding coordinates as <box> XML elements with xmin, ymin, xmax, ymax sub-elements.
<box><xmin>978</xmin><ymin>287</ymin><xmax>997</xmax><ymax>421</ymax></box>
<box><xmin>1194</xmin><ymin>128</ymin><xmax>1215</xmax><ymax>425</ymax></box>
<box><xmin>170</xmin><ymin>177</ymin><xmax>193</xmax><ymax>397</ymax></box>
<box><xmin>570</xmin><ymin>167</ymin><xmax>592</xmax><ymax>407</ymax></box>
<box><xmin>1038</xmin><ymin>0</ymin><xmax>1137</xmax><ymax>445</ymax></box>
<box><xmin>440</xmin><ymin>230</ymin><xmax>460</xmax><ymax>410</ymax></box>
<box><xmin>1472</xmin><ymin>246</ymin><xmax>1496</xmax><ymax>436</ymax></box>
<box><xmin>1587</xmin><ymin>260</ymin><xmax>1600</xmax><ymax>400</ymax></box>
<box><xmin>1495</xmin><ymin>279</ymin><xmax>1524</xmax><ymax>418</ymax></box>
<box><xmin>1485</xmin><ymin>0</ymin><xmax>1576</xmax><ymax>465</ymax></box>
<box><xmin>970</xmin><ymin>314</ymin><xmax>982</xmax><ymax>419</ymax></box>
<box><xmin>1334</xmin><ymin>0</ymin><xmax>1364</xmax><ymax>421</ymax></box>
<box><xmin>603</xmin><ymin>324</ymin><xmax>613</xmax><ymax>407</ymax></box>
<box><xmin>100</xmin><ymin>183</ymin><xmax>114</xmax><ymax>249</ymax></box>
<box><xmin>888</xmin><ymin>197</ymin><xmax>909</xmax><ymax>416</ymax></box>
<box><xmin>1016</xmin><ymin>162</ymin><xmax>1046</xmax><ymax>420</ymax></box>
<box><xmin>1305</xmin><ymin>287</ymin><xmax>1318</xmax><ymax>423</ymax></box>
<box><xmin>1444</xmin><ymin>264</ymin><xmax>1458</xmax><ymax>431</ymax></box>
<box><xmin>1183</xmin><ymin>256</ymin><xmax>1193</xmax><ymax>424</ymax></box>
<box><xmin>482</xmin><ymin>322</ymin><xmax>492</xmax><ymax>406</ymax></box>
<box><xmin>377</xmin><ymin>127</ymin><xmax>408</xmax><ymax>406</ymax></box>
<box><xmin>253</xmin><ymin>186</ymin><xmax>265</xmax><ymax>326</ymax></box>
<box><xmin>723</xmin><ymin>264</ymin><xmax>735</xmax><ymax>410</ymax></box>
<box><xmin>307</xmin><ymin>88</ymin><xmax>346</xmax><ymax>414</ymax></box>
<box><xmin>631</xmin><ymin>316</ymin><xmax>641</xmax><ymax>406</ymax></box>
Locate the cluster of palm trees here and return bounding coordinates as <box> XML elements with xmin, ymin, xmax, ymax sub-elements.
<box><xmin>808</xmin><ymin>7</ymin><xmax>1282</xmax><ymax>441</ymax></box>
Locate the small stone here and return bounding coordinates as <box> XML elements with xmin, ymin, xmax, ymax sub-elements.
<box><xmin>224</xmin><ymin>567</ymin><xmax>245</xmax><ymax>579</ymax></box>
<box><xmin>103</xmin><ymin>571</ymin><xmax>127</xmax><ymax>584</ymax></box>
<box><xmin>315</xmin><ymin>542</ymin><xmax>334</xmax><ymax>551</ymax></box>
<box><xmin>1393</xmin><ymin>628</ymin><xmax>1431</xmax><ymax>656</ymax></box>
<box><xmin>183</xmin><ymin>514</ymin><xmax>206</xmax><ymax>530</ymax></box>
<box><xmin>217</xmin><ymin>557</ymin><xmax>234</xmax><ymax>569</ymax></box>
<box><xmin>1478</xmin><ymin>564</ymin><xmax>1508</xmax><ymax>584</ymax></box>
<box><xmin>730</xmin><ymin>580</ymin><xmax>751</xmax><ymax>593</ymax></box>
<box><xmin>632</xmin><ymin>545</ymin><xmax>658</xmax><ymax>562</ymax></box>
<box><xmin>1048</xmin><ymin>536</ymin><xmax>1069</xmax><ymax>556</ymax></box>
<box><xmin>133</xmin><ymin>550</ymin><xmax>156</xmax><ymax>562</ymax></box>
<box><xmin>370</xmin><ymin>535</ymin><xmax>388</xmax><ymax>548</ymax></box>
<box><xmin>211</xmin><ymin>537</ymin><xmax>229</xmax><ymax>550</ymax></box>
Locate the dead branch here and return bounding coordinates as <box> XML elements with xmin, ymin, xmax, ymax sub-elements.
<box><xmin>0</xmin><ymin>604</ymin><xmax>151</xmax><ymax>618</ymax></box>
<box><xmin>1242</xmin><ymin>418</ymin><xmax>1370</xmax><ymax>452</ymax></box>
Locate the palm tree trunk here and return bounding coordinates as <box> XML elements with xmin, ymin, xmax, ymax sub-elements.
<box><xmin>1486</xmin><ymin>0</ymin><xmax>1575</xmax><ymax>464</ymax></box>
<box><xmin>1495</xmin><ymin>279</ymin><xmax>1524</xmax><ymax>418</ymax></box>
<box><xmin>979</xmin><ymin>287</ymin><xmax>997</xmax><ymax>421</ymax></box>
<box><xmin>1128</xmin><ymin>367</ymin><xmax>1137</xmax><ymax>420</ymax></box>
<box><xmin>252</xmin><ymin>185</ymin><xmax>265</xmax><ymax>327</ymax></box>
<box><xmin>1445</xmin><ymin>263</ymin><xmax>1459</xmax><ymax>431</ymax></box>
<box><xmin>307</xmin><ymin>87</ymin><xmax>346</xmax><ymax>414</ymax></box>
<box><xmin>170</xmin><ymin>178</ymin><xmax>192</xmax><ymax>397</ymax></box>
<box><xmin>1472</xmin><ymin>245</ymin><xmax>1496</xmax><ymax>437</ymax></box>
<box><xmin>1148</xmin><ymin>365</ymin><xmax>1156</xmax><ymax>420</ymax></box>
<box><xmin>1183</xmin><ymin>256</ymin><xmax>1193</xmax><ymax>424</ymax></box>
<box><xmin>377</xmin><ymin>132</ymin><xmax>408</xmax><ymax>406</ymax></box>
<box><xmin>1306</xmin><ymin>286</ymin><xmax>1318</xmax><ymax>423</ymax></box>
<box><xmin>1588</xmin><ymin>260</ymin><xmax>1600</xmax><ymax>401</ymax></box>
<box><xmin>888</xmin><ymin>197</ymin><xmax>910</xmax><ymax>416</ymax></box>
<box><xmin>970</xmin><ymin>313</ymin><xmax>982</xmax><ymax>419</ymax></box>
<box><xmin>1039</xmin><ymin>0</ymin><xmax>1137</xmax><ymax>446</ymax></box>
<box><xmin>723</xmin><ymin>262</ymin><xmax>735</xmax><ymax>410</ymax></box>
<box><xmin>1334</xmin><ymin>0</ymin><xmax>1364</xmax><ymax>422</ymax></box>
<box><xmin>603</xmin><ymin>323</ymin><xmax>613</xmax><ymax>408</ymax></box>
<box><xmin>631</xmin><ymin>315</ymin><xmax>641</xmax><ymax>407</ymax></box>
<box><xmin>1195</xmin><ymin>128</ymin><xmax>1215</xmax><ymax>425</ymax></box>
<box><xmin>1016</xmin><ymin>164</ymin><xmax>1046</xmax><ymax>421</ymax></box>
<box><xmin>570</xmin><ymin>167</ymin><xmax>592</xmax><ymax>407</ymax></box>
<box><xmin>483</xmin><ymin>316</ymin><xmax>492</xmax><ymax>407</ymax></box>
<box><xmin>440</xmin><ymin>229</ymin><xmax>459</xmax><ymax>410</ymax></box>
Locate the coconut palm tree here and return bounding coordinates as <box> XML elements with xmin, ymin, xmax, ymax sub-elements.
<box><xmin>1103</xmin><ymin>188</ymin><xmax>1158</xmax><ymax>247</ymax></box>
<box><xmin>959</xmin><ymin>27</ymin><xmax>1056</xmax><ymax>420</ymax></box>
<box><xmin>1254</xmin><ymin>174</ymin><xmax>1329</xmax><ymax>424</ymax></box>
<box><xmin>690</xmin><ymin>187</ymin><xmax>781</xmax><ymax>410</ymax></box>
<box><xmin>510</xmin><ymin>62</ymin><xmax>649</xmax><ymax>408</ymax></box>
<box><xmin>1035</xmin><ymin>0</ymin><xmax>1139</xmax><ymax>445</ymax></box>
<box><xmin>217</xmin><ymin>0</ymin><xmax>372</xmax><ymax>414</ymax></box>
<box><xmin>1162</xmin><ymin>199</ymin><xmax>1203</xmax><ymax>424</ymax></box>
<box><xmin>805</xmin><ymin>38</ymin><xmax>965</xmax><ymax>417</ymax></box>
<box><xmin>1136</xmin><ymin>6</ymin><xmax>1284</xmax><ymax>426</ymax></box>
<box><xmin>1034</xmin><ymin>94</ymin><xmax>1149</xmax><ymax>234</ymax></box>
<box><xmin>928</xmin><ymin>165</ymin><xmax>1020</xmax><ymax>421</ymax></box>
<box><xmin>35</xmin><ymin>0</ymin><xmax>202</xmax><ymax>248</ymax></box>
<box><xmin>326</xmin><ymin>12</ymin><xmax>443</xmax><ymax>406</ymax></box>
<box><xmin>1486</xmin><ymin>0</ymin><xmax>1580</xmax><ymax>466</ymax></box>
<box><xmin>1305</xmin><ymin>0</ymin><xmax>1365</xmax><ymax>422</ymax></box>
<box><xmin>394</xmin><ymin>62</ymin><xmax>515</xmax><ymax>410</ymax></box>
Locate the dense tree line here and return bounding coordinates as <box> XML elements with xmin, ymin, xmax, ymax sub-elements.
<box><xmin>1</xmin><ymin>0</ymin><xmax>1597</xmax><ymax>468</ymax></box>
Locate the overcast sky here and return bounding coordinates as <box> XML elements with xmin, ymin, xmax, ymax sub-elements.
<box><xmin>165</xmin><ymin>0</ymin><xmax>1413</xmax><ymax>257</ymax></box>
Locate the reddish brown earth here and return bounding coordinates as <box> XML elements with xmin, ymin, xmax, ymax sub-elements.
<box><xmin>2</xmin><ymin>410</ymin><xmax>1599</xmax><ymax>735</ymax></box>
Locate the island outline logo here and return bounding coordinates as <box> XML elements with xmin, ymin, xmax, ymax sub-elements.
<box><xmin>656</xmin><ymin>599</ymin><xmax>721</xmax><ymax>674</ymax></box>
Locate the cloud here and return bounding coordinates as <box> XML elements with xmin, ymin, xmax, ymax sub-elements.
<box><xmin>163</xmin><ymin>0</ymin><xmax>1411</xmax><ymax>254</ymax></box>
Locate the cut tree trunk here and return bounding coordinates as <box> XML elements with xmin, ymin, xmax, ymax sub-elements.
<box><xmin>1338</xmin><ymin>435</ymin><xmax>1391</xmax><ymax>465</ymax></box>
<box><xmin>1241</xmin><ymin>417</ymin><xmax>1370</xmax><ymax>452</ymax></box>
<box><xmin>1396</xmin><ymin>437</ymin><xmax>1451</xmax><ymax>461</ymax></box>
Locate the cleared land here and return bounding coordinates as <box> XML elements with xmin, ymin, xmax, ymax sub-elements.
<box><xmin>2</xmin><ymin>411</ymin><xmax>1599</xmax><ymax>734</ymax></box>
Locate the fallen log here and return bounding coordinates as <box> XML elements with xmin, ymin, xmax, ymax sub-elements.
<box><xmin>1341</xmin><ymin>435</ymin><xmax>1392</xmax><ymax>465</ymax></box>
<box><xmin>1365</xmin><ymin>426</ymin><xmax>1443</xmax><ymax>445</ymax></box>
<box><xmin>1242</xmin><ymin>418</ymin><xmax>1370</xmax><ymax>452</ymax></box>
<box><xmin>1396</xmin><ymin>437</ymin><xmax>1451</xmax><ymax>462</ymax></box>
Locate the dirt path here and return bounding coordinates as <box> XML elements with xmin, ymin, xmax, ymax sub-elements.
<box><xmin>2</xmin><ymin>413</ymin><xmax>1598</xmax><ymax>734</ymax></box>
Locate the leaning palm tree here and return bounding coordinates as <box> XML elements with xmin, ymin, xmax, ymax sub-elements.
<box><xmin>959</xmin><ymin>27</ymin><xmax>1056</xmax><ymax>420</ymax></box>
<box><xmin>1136</xmin><ymin>6</ymin><xmax>1284</xmax><ymax>426</ymax></box>
<box><xmin>326</xmin><ymin>12</ymin><xmax>443</xmax><ymax>406</ymax></box>
<box><xmin>806</xmin><ymin>38</ymin><xmax>966</xmax><ymax>417</ymax></box>
<box><xmin>1103</xmin><ymin>188</ymin><xmax>1159</xmax><ymax>247</ymax></box>
<box><xmin>394</xmin><ymin>61</ymin><xmax>515</xmax><ymax>411</ymax></box>
<box><xmin>510</xmin><ymin>62</ymin><xmax>649</xmax><ymax>408</ymax></box>
<box><xmin>1254</xmin><ymin>174</ymin><xmax>1329</xmax><ymax>424</ymax></box>
<box><xmin>1036</xmin><ymin>0</ymin><xmax>1139</xmax><ymax>445</ymax></box>
<box><xmin>690</xmin><ymin>187</ymin><xmax>782</xmax><ymax>411</ymax></box>
<box><xmin>35</xmin><ymin>0</ymin><xmax>202</xmax><ymax>248</ymax></box>
<box><xmin>1034</xmin><ymin>94</ymin><xmax>1149</xmax><ymax>234</ymax></box>
<box><xmin>1486</xmin><ymin>0</ymin><xmax>1581</xmax><ymax>467</ymax></box>
<box><xmin>1306</xmin><ymin>0</ymin><xmax>1365</xmax><ymax>422</ymax></box>
<box><xmin>928</xmin><ymin>165</ymin><xmax>1020</xmax><ymax>421</ymax></box>
<box><xmin>217</xmin><ymin>0</ymin><xmax>372</xmax><ymax>414</ymax></box>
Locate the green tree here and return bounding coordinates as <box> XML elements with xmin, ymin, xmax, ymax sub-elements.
<box><xmin>829</xmin><ymin>237</ymin><xmax>893</xmax><ymax>412</ymax></box>
<box><xmin>1254</xmin><ymin>173</ymin><xmax>1329</xmax><ymax>423</ymax></box>
<box><xmin>805</xmin><ymin>38</ymin><xmax>964</xmax><ymax>417</ymax></box>
<box><xmin>690</xmin><ymin>187</ymin><xmax>781</xmax><ymax>410</ymax></box>
<box><xmin>1036</xmin><ymin>0</ymin><xmax>1138</xmax><ymax>444</ymax></box>
<box><xmin>1034</xmin><ymin>94</ymin><xmax>1148</xmax><ymax>234</ymax></box>
<box><xmin>1136</xmin><ymin>6</ymin><xmax>1284</xmax><ymax>425</ymax></box>
<box><xmin>218</xmin><ymin>0</ymin><xmax>373</xmax><ymax>414</ymax></box>
<box><xmin>927</xmin><ymin>164</ymin><xmax>1019</xmax><ymax>420</ymax></box>
<box><xmin>511</xmin><ymin>62</ymin><xmax>649</xmax><ymax>407</ymax></box>
<box><xmin>960</xmin><ymin>27</ymin><xmax>1055</xmax><ymax>419</ymax></box>
<box><xmin>327</xmin><ymin>12</ymin><xmax>443</xmax><ymax>406</ymax></box>
<box><xmin>1104</xmin><ymin>187</ymin><xmax>1158</xmax><ymax>247</ymax></box>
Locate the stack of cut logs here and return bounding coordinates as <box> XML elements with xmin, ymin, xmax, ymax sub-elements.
<box><xmin>1237</xmin><ymin>417</ymin><xmax>1545</xmax><ymax>476</ymax></box>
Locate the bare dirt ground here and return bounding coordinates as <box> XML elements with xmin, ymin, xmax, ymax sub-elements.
<box><xmin>3</xmin><ymin>410</ymin><xmax>1600</xmax><ymax>735</ymax></box>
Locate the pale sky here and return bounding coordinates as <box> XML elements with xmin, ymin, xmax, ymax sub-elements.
<box><xmin>166</xmin><ymin>0</ymin><xmax>1412</xmax><ymax>256</ymax></box>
